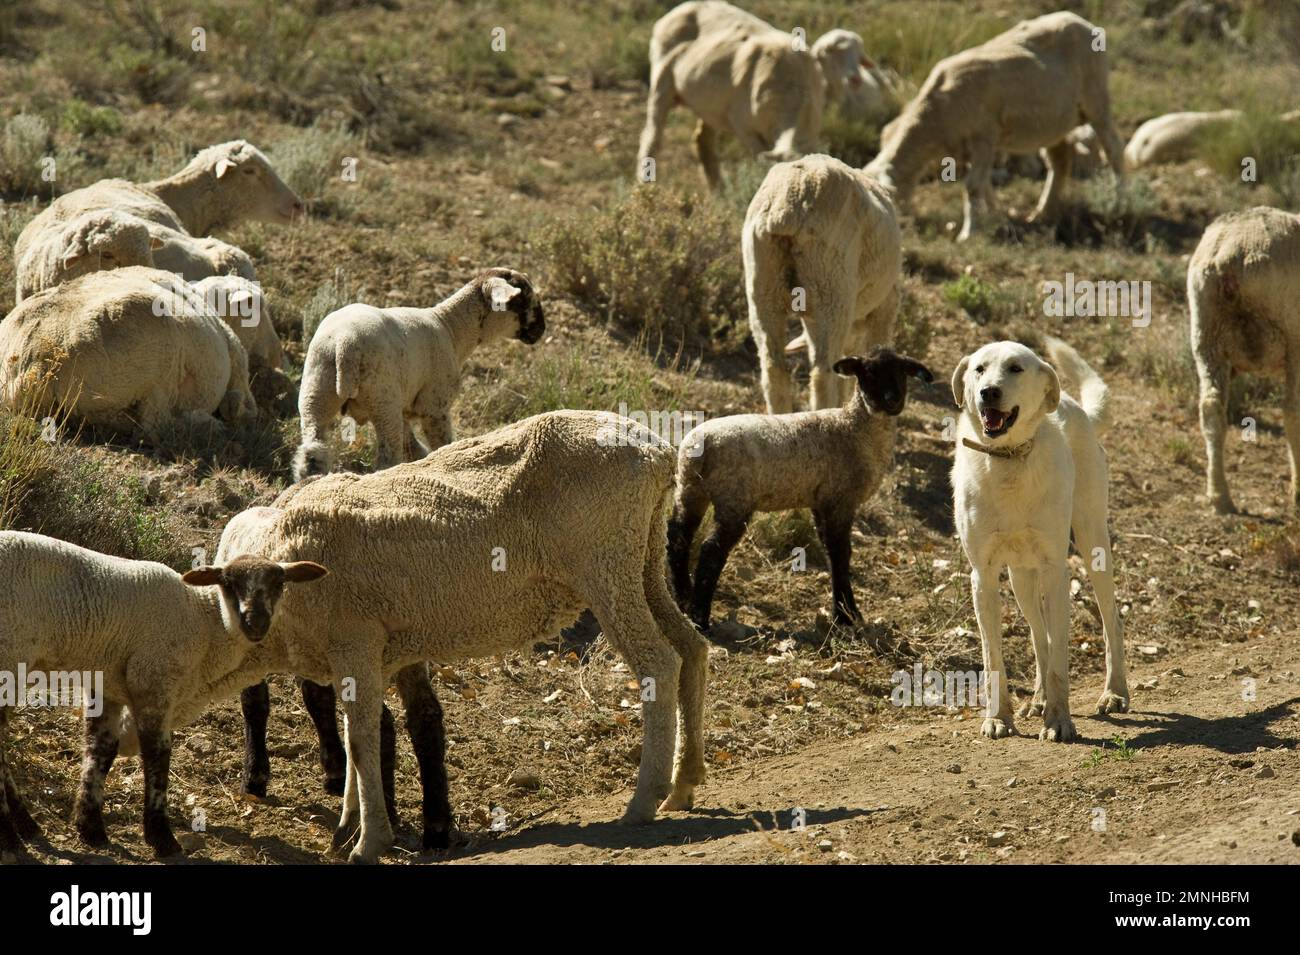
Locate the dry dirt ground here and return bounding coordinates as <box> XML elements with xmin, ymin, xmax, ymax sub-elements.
<box><xmin>2</xmin><ymin>1</ymin><xmax>1299</xmax><ymax>865</ymax></box>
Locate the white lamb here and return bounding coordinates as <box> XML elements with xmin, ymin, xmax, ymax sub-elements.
<box><xmin>638</xmin><ymin>1</ymin><xmax>828</xmax><ymax>188</ymax></box>
<box><xmin>0</xmin><ymin>266</ymin><xmax>256</xmax><ymax>440</ymax></box>
<box><xmin>293</xmin><ymin>268</ymin><xmax>545</xmax><ymax>481</ymax></box>
<box><xmin>0</xmin><ymin>529</ymin><xmax>327</xmax><ymax>857</ymax></box>
<box><xmin>151</xmin><ymin>229</ymin><xmax>257</xmax><ymax>283</ymax></box>
<box><xmin>1124</xmin><ymin>109</ymin><xmax>1243</xmax><ymax>169</ymax></box>
<box><xmin>14</xmin><ymin>140</ymin><xmax>302</xmax><ymax>278</ymax></box>
<box><xmin>743</xmin><ymin>154</ymin><xmax>902</xmax><ymax>413</ymax></box>
<box><xmin>669</xmin><ymin>348</ymin><xmax>932</xmax><ymax>631</ymax></box>
<box><xmin>1188</xmin><ymin>206</ymin><xmax>1300</xmax><ymax>514</ymax></box>
<box><xmin>185</xmin><ymin>409</ymin><xmax>710</xmax><ymax>864</ymax></box>
<box><xmin>864</xmin><ymin>11</ymin><xmax>1126</xmax><ymax>241</ymax></box>
<box><xmin>14</xmin><ymin>209</ymin><xmax>161</xmax><ymax>303</ymax></box>
<box><xmin>190</xmin><ymin>275</ymin><xmax>284</xmax><ymax>373</ymax></box>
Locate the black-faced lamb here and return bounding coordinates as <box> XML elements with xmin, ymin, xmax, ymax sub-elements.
<box><xmin>668</xmin><ymin>348</ymin><xmax>932</xmax><ymax>631</ymax></box>
<box><xmin>0</xmin><ymin>530</ymin><xmax>326</xmax><ymax>857</ymax></box>
<box><xmin>293</xmin><ymin>268</ymin><xmax>545</xmax><ymax>481</ymax></box>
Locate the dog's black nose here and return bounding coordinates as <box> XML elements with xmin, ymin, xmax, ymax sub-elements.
<box><xmin>979</xmin><ymin>386</ymin><xmax>1001</xmax><ymax>403</ymax></box>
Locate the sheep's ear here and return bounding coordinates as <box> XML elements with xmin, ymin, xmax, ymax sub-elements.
<box><xmin>950</xmin><ymin>356</ymin><xmax>970</xmax><ymax>409</ymax></box>
<box><xmin>860</xmin><ymin>56</ymin><xmax>876</xmax><ymax>69</ymax></box>
<box><xmin>281</xmin><ymin>560</ymin><xmax>328</xmax><ymax>582</ymax></box>
<box><xmin>214</xmin><ymin>157</ymin><xmax>237</xmax><ymax>179</ymax></box>
<box><xmin>227</xmin><ymin>288</ymin><xmax>256</xmax><ymax>308</ymax></box>
<box><xmin>182</xmin><ymin>566</ymin><xmax>223</xmax><ymax>586</ymax></box>
<box><xmin>832</xmin><ymin>357</ymin><xmax>862</xmax><ymax>377</ymax></box>
<box><xmin>784</xmin><ymin>333</ymin><xmax>809</xmax><ymax>355</ymax></box>
<box><xmin>896</xmin><ymin>357</ymin><xmax>934</xmax><ymax>383</ymax></box>
<box><xmin>1041</xmin><ymin>360</ymin><xmax>1062</xmax><ymax>413</ymax></box>
<box><xmin>483</xmin><ymin>276</ymin><xmax>522</xmax><ymax>311</ymax></box>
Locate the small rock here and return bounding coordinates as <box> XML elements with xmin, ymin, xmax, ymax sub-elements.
<box><xmin>496</xmin><ymin>113</ymin><xmax>521</xmax><ymax>128</ymax></box>
<box><xmin>816</xmin><ymin>839</ymin><xmax>834</xmax><ymax>852</ymax></box>
<box><xmin>1147</xmin><ymin>780</ymin><xmax>1178</xmax><ymax>792</ymax></box>
<box><xmin>507</xmin><ymin>767</ymin><xmax>542</xmax><ymax>790</ymax></box>
<box><xmin>1098</xmin><ymin>786</ymin><xmax>1117</xmax><ymax>798</ymax></box>
<box><xmin>1256</xmin><ymin>766</ymin><xmax>1276</xmax><ymax>779</ymax></box>
<box><xmin>987</xmin><ymin>830</ymin><xmax>1009</xmax><ymax>847</ymax></box>
<box><xmin>185</xmin><ymin>734</ymin><xmax>215</xmax><ymax>756</ymax></box>
<box><xmin>945</xmin><ymin>763</ymin><xmax>961</xmax><ymax>774</ymax></box>
<box><xmin>1005</xmin><ymin>776</ymin><xmax>1019</xmax><ymax>788</ymax></box>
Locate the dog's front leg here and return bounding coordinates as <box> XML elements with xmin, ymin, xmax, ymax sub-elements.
<box><xmin>971</xmin><ymin>567</ymin><xmax>1014</xmax><ymax>738</ymax></box>
<box><xmin>1039</xmin><ymin>565</ymin><xmax>1077</xmax><ymax>742</ymax></box>
<box><xmin>1009</xmin><ymin>566</ymin><xmax>1047</xmax><ymax>718</ymax></box>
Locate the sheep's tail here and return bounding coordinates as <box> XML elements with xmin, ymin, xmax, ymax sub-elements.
<box><xmin>1043</xmin><ymin>335</ymin><xmax>1110</xmax><ymax>434</ymax></box>
<box><xmin>333</xmin><ymin>341</ymin><xmax>360</xmax><ymax>402</ymax></box>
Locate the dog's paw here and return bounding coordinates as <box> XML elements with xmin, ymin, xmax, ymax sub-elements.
<box><xmin>1095</xmin><ymin>690</ymin><xmax>1129</xmax><ymax>715</ymax></box>
<box><xmin>980</xmin><ymin>717</ymin><xmax>1015</xmax><ymax>739</ymax></box>
<box><xmin>1038</xmin><ymin>710</ymin><xmax>1077</xmax><ymax>742</ymax></box>
<box><xmin>1017</xmin><ymin>698</ymin><xmax>1045</xmax><ymax>719</ymax></box>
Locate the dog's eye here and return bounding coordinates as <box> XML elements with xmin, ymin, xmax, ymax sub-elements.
<box><xmin>1009</xmin><ymin>364</ymin><xmax>1023</xmax><ymax>373</ymax></box>
<box><xmin>974</xmin><ymin>365</ymin><xmax>985</xmax><ymax>374</ymax></box>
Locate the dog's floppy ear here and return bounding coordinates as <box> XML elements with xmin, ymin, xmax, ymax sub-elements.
<box><xmin>950</xmin><ymin>355</ymin><xmax>970</xmax><ymax>409</ymax></box>
<box><xmin>1041</xmin><ymin>358</ymin><xmax>1061</xmax><ymax>413</ymax></box>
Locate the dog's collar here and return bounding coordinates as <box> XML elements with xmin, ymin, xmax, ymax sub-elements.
<box><xmin>962</xmin><ymin>436</ymin><xmax>1034</xmax><ymax>459</ymax></box>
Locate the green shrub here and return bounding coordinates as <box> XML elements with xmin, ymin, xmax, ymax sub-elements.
<box><xmin>301</xmin><ymin>268</ymin><xmax>361</xmax><ymax>344</ymax></box>
<box><xmin>61</xmin><ymin>99</ymin><xmax>123</xmax><ymax>137</ymax></box>
<box><xmin>269</xmin><ymin>121</ymin><xmax>358</xmax><ymax>202</ymax></box>
<box><xmin>0</xmin><ymin>114</ymin><xmax>51</xmax><ymax>196</ymax></box>
<box><xmin>541</xmin><ymin>186</ymin><xmax>745</xmax><ymax>350</ymax></box>
<box><xmin>942</xmin><ymin>274</ymin><xmax>1000</xmax><ymax>325</ymax></box>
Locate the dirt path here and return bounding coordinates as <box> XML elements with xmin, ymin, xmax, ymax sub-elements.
<box><xmin>453</xmin><ymin>637</ymin><xmax>1300</xmax><ymax>864</ymax></box>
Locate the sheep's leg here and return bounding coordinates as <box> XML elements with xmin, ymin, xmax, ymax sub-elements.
<box><xmin>971</xmin><ymin>566</ymin><xmax>1015</xmax><ymax>737</ymax></box>
<box><xmin>1029</xmin><ymin>140</ymin><xmax>1074</xmax><ymax>224</ymax></box>
<box><xmin>239</xmin><ymin>681</ymin><xmax>273</xmax><ymax>798</ymax></box>
<box><xmin>637</xmin><ymin>57</ymin><xmax>676</xmax><ymax>178</ymax></box>
<box><xmin>335</xmin><ymin>654</ymin><xmax>392</xmax><ymax>864</ymax></box>
<box><xmin>645</xmin><ymin>505</ymin><xmax>709</xmax><ymax>812</ymax></box>
<box><xmin>0</xmin><ymin>708</ymin><xmax>20</xmax><ymax>855</ymax></box>
<box><xmin>1083</xmin><ymin>91</ymin><xmax>1126</xmax><ymax>185</ymax></box>
<box><xmin>417</xmin><ymin>412</ymin><xmax>455</xmax><ymax>453</ymax></box>
<box><xmin>688</xmin><ymin>513</ymin><xmax>749</xmax><ymax>632</ymax></box>
<box><xmin>137</xmin><ymin>713</ymin><xmax>182</xmax><ymax>857</ymax></box>
<box><xmin>379</xmin><ymin>702</ymin><xmax>399</xmax><ymax>829</ymax></box>
<box><xmin>814</xmin><ymin>508</ymin><xmax>861</xmax><ymax>625</ymax></box>
<box><xmin>395</xmin><ymin>662</ymin><xmax>453</xmax><ymax>851</ymax></box>
<box><xmin>745</xmin><ymin>232</ymin><xmax>797</xmax><ymax>413</ymax></box>
<box><xmin>958</xmin><ymin>141</ymin><xmax>996</xmax><ymax>242</ymax></box>
<box><xmin>0</xmin><ymin>715</ymin><xmax>36</xmax><ymax>841</ymax></box>
<box><xmin>74</xmin><ymin>700</ymin><xmax>123</xmax><ymax>846</ymax></box>
<box><xmin>298</xmin><ymin>679</ymin><xmax>347</xmax><ymax>796</ymax></box>
<box><xmin>592</xmin><ymin>593</ymin><xmax>681</xmax><ymax>824</ymax></box>
<box><xmin>692</xmin><ymin>121</ymin><xmax>722</xmax><ymax>191</ymax></box>
<box><xmin>666</xmin><ymin>496</ymin><xmax>707</xmax><ymax>607</ymax></box>
<box><xmin>1283</xmin><ymin>364</ymin><xmax>1300</xmax><ymax>512</ymax></box>
<box><xmin>371</xmin><ymin>409</ymin><xmax>408</xmax><ymax>471</ymax></box>
<box><xmin>1194</xmin><ymin>344</ymin><xmax>1235</xmax><ymax>513</ymax></box>
<box><xmin>1073</xmin><ymin>520</ymin><xmax>1129</xmax><ymax>715</ymax></box>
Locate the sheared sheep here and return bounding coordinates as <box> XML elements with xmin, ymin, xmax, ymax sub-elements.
<box><xmin>1124</xmin><ymin>109</ymin><xmax>1243</xmax><ymax>169</ymax></box>
<box><xmin>293</xmin><ymin>267</ymin><xmax>545</xmax><ymax>482</ymax></box>
<box><xmin>0</xmin><ymin>529</ymin><xmax>326</xmax><ymax>857</ymax></box>
<box><xmin>0</xmin><ymin>266</ymin><xmax>256</xmax><ymax>440</ymax></box>
<box><xmin>864</xmin><ymin>11</ymin><xmax>1125</xmax><ymax>241</ymax></box>
<box><xmin>811</xmin><ymin>28</ymin><xmax>900</xmax><ymax>127</ymax></box>
<box><xmin>14</xmin><ymin>140</ymin><xmax>302</xmax><ymax>277</ymax></box>
<box><xmin>188</xmin><ymin>409</ymin><xmax>709</xmax><ymax>863</ymax></box>
<box><xmin>14</xmin><ymin>209</ymin><xmax>161</xmax><ymax>303</ymax></box>
<box><xmin>152</xmin><ymin>229</ymin><xmax>258</xmax><ymax>283</ymax></box>
<box><xmin>668</xmin><ymin>348</ymin><xmax>932</xmax><ymax>630</ymax></box>
<box><xmin>191</xmin><ymin>275</ymin><xmax>290</xmax><ymax>412</ymax></box>
<box><xmin>743</xmin><ymin>154</ymin><xmax>902</xmax><ymax>414</ymax></box>
<box><xmin>638</xmin><ymin>1</ymin><xmax>827</xmax><ymax>188</ymax></box>
<box><xmin>1188</xmin><ymin>206</ymin><xmax>1300</xmax><ymax>514</ymax></box>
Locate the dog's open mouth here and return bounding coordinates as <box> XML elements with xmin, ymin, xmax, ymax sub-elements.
<box><xmin>979</xmin><ymin>405</ymin><xmax>1019</xmax><ymax>437</ymax></box>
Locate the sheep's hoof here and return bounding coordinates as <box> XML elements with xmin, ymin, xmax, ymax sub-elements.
<box><xmin>619</xmin><ymin>799</ymin><xmax>659</xmax><ymax>825</ymax></box>
<box><xmin>1095</xmin><ymin>690</ymin><xmax>1129</xmax><ymax>715</ymax></box>
<box><xmin>347</xmin><ymin>846</ymin><xmax>381</xmax><ymax>865</ymax></box>
<box><xmin>331</xmin><ymin>822</ymin><xmax>359</xmax><ymax>852</ymax></box>
<box><xmin>1209</xmin><ymin>495</ymin><xmax>1236</xmax><ymax>515</ymax></box>
<box><xmin>11</xmin><ymin>802</ymin><xmax>39</xmax><ymax>839</ymax></box>
<box><xmin>148</xmin><ymin>830</ymin><xmax>184</xmax><ymax>859</ymax></box>
<box><xmin>241</xmin><ymin>776</ymin><xmax>269</xmax><ymax>800</ymax></box>
<box><xmin>76</xmin><ymin>817</ymin><xmax>108</xmax><ymax>847</ymax></box>
<box><xmin>322</xmin><ymin>774</ymin><xmax>346</xmax><ymax>797</ymax></box>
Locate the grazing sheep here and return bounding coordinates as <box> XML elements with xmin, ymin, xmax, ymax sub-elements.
<box><xmin>1188</xmin><ymin>206</ymin><xmax>1300</xmax><ymax>514</ymax></box>
<box><xmin>14</xmin><ymin>210</ymin><xmax>161</xmax><ymax>303</ymax></box>
<box><xmin>811</xmin><ymin>28</ymin><xmax>900</xmax><ymax>126</ymax></box>
<box><xmin>1123</xmin><ymin>109</ymin><xmax>1243</xmax><ymax>169</ymax></box>
<box><xmin>0</xmin><ymin>267</ymin><xmax>256</xmax><ymax>440</ymax></box>
<box><xmin>638</xmin><ymin>1</ymin><xmax>827</xmax><ymax>188</ymax></box>
<box><xmin>151</xmin><ymin>229</ymin><xmax>257</xmax><ymax>283</ymax></box>
<box><xmin>743</xmin><ymin>154</ymin><xmax>902</xmax><ymax>414</ymax></box>
<box><xmin>293</xmin><ymin>268</ymin><xmax>545</xmax><ymax>482</ymax></box>
<box><xmin>0</xmin><ymin>529</ymin><xmax>326</xmax><ymax>857</ymax></box>
<box><xmin>14</xmin><ymin>140</ymin><xmax>303</xmax><ymax>274</ymax></box>
<box><xmin>668</xmin><ymin>348</ymin><xmax>932</xmax><ymax>630</ymax></box>
<box><xmin>864</xmin><ymin>11</ymin><xmax>1125</xmax><ymax>241</ymax></box>
<box><xmin>193</xmin><ymin>409</ymin><xmax>710</xmax><ymax>863</ymax></box>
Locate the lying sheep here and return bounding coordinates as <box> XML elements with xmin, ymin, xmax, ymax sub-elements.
<box><xmin>14</xmin><ymin>140</ymin><xmax>302</xmax><ymax>277</ymax></box>
<box><xmin>668</xmin><ymin>348</ymin><xmax>932</xmax><ymax>630</ymax></box>
<box><xmin>811</xmin><ymin>28</ymin><xmax>900</xmax><ymax>126</ymax></box>
<box><xmin>165</xmin><ymin>409</ymin><xmax>709</xmax><ymax>863</ymax></box>
<box><xmin>0</xmin><ymin>266</ymin><xmax>256</xmax><ymax>441</ymax></box>
<box><xmin>743</xmin><ymin>154</ymin><xmax>902</xmax><ymax>414</ymax></box>
<box><xmin>152</xmin><ymin>229</ymin><xmax>257</xmax><ymax>283</ymax></box>
<box><xmin>638</xmin><ymin>1</ymin><xmax>827</xmax><ymax>188</ymax></box>
<box><xmin>1188</xmin><ymin>206</ymin><xmax>1300</xmax><ymax>514</ymax></box>
<box><xmin>0</xmin><ymin>529</ymin><xmax>326</xmax><ymax>857</ymax></box>
<box><xmin>864</xmin><ymin>11</ymin><xmax>1125</xmax><ymax>241</ymax></box>
<box><xmin>293</xmin><ymin>267</ymin><xmax>545</xmax><ymax>481</ymax></box>
<box><xmin>1124</xmin><ymin>109</ymin><xmax>1243</xmax><ymax>169</ymax></box>
<box><xmin>191</xmin><ymin>275</ymin><xmax>290</xmax><ymax>412</ymax></box>
<box><xmin>14</xmin><ymin>209</ymin><xmax>161</xmax><ymax>303</ymax></box>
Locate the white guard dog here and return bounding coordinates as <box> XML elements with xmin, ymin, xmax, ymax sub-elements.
<box><xmin>950</xmin><ymin>337</ymin><xmax>1129</xmax><ymax>742</ymax></box>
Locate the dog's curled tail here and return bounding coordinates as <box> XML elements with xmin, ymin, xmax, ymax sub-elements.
<box><xmin>1044</xmin><ymin>336</ymin><xmax>1110</xmax><ymax>434</ymax></box>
